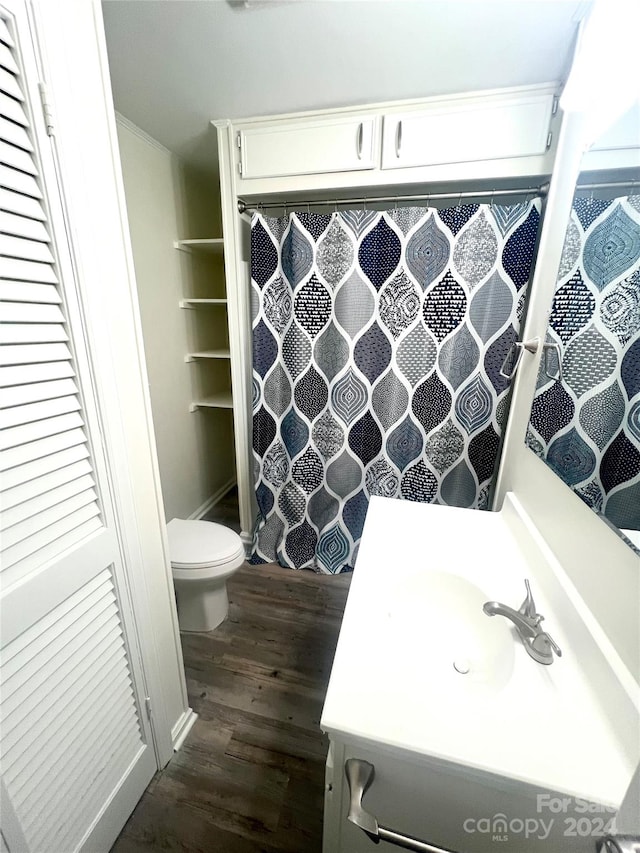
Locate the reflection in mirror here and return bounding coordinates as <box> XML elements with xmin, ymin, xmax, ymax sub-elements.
<box><xmin>526</xmin><ymin>180</ymin><xmax>640</xmax><ymax>548</ymax></box>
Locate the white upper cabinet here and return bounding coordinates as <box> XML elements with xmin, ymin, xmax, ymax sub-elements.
<box><xmin>381</xmin><ymin>90</ymin><xmax>556</xmax><ymax>170</ymax></box>
<box><xmin>238</xmin><ymin>114</ymin><xmax>380</xmax><ymax>179</ymax></box>
<box><xmin>230</xmin><ymin>85</ymin><xmax>559</xmax><ymax>192</ymax></box>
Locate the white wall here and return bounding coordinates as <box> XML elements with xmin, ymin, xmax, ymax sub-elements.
<box><xmin>116</xmin><ymin>116</ymin><xmax>235</xmax><ymax>521</ymax></box>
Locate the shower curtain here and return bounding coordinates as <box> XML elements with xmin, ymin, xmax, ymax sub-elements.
<box><xmin>527</xmin><ymin>194</ymin><xmax>640</xmax><ymax>530</ymax></box>
<box><xmin>251</xmin><ymin>201</ymin><xmax>541</xmax><ymax>572</ymax></box>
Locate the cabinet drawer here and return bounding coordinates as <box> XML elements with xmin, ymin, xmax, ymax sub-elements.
<box><xmin>381</xmin><ymin>93</ymin><xmax>554</xmax><ymax>170</ymax></box>
<box><xmin>238</xmin><ymin>115</ymin><xmax>380</xmax><ymax>179</ymax></box>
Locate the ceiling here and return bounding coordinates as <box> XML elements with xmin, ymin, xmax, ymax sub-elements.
<box><xmin>102</xmin><ymin>0</ymin><xmax>588</xmax><ymax>179</ymax></box>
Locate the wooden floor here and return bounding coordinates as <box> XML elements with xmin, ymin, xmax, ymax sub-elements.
<box><xmin>112</xmin><ymin>562</ymin><xmax>352</xmax><ymax>853</ymax></box>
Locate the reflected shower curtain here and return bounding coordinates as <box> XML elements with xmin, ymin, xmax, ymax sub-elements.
<box><xmin>527</xmin><ymin>194</ymin><xmax>640</xmax><ymax>530</ymax></box>
<box><xmin>251</xmin><ymin>201</ymin><xmax>541</xmax><ymax>572</ymax></box>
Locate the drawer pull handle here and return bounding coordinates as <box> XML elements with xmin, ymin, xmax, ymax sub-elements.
<box><xmin>345</xmin><ymin>759</ymin><xmax>458</xmax><ymax>852</ymax></box>
<box><xmin>395</xmin><ymin>120</ymin><xmax>403</xmax><ymax>158</ymax></box>
<box><xmin>357</xmin><ymin>123</ymin><xmax>364</xmax><ymax>159</ymax></box>
<box><xmin>598</xmin><ymin>835</ymin><xmax>640</xmax><ymax>852</ymax></box>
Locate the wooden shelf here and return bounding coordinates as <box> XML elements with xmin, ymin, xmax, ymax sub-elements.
<box><xmin>189</xmin><ymin>392</ymin><xmax>233</xmax><ymax>412</ymax></box>
<box><xmin>179</xmin><ymin>298</ymin><xmax>227</xmax><ymax>308</ymax></box>
<box><xmin>185</xmin><ymin>349</ymin><xmax>231</xmax><ymax>362</ymax></box>
<box><xmin>174</xmin><ymin>238</ymin><xmax>224</xmax><ymax>254</ymax></box>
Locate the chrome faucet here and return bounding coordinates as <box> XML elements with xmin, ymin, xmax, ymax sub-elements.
<box><xmin>483</xmin><ymin>579</ymin><xmax>562</xmax><ymax>665</ymax></box>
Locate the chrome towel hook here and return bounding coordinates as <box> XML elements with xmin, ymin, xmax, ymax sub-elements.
<box><xmin>499</xmin><ymin>338</ymin><xmax>540</xmax><ymax>380</ymax></box>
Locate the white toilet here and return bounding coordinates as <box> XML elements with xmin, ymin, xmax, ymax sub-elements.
<box><xmin>166</xmin><ymin>518</ymin><xmax>245</xmax><ymax>632</ymax></box>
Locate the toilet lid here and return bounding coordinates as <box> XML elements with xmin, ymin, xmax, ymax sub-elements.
<box><xmin>167</xmin><ymin>518</ymin><xmax>244</xmax><ymax>569</ymax></box>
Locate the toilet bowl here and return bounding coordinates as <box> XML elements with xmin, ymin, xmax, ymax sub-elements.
<box><xmin>167</xmin><ymin>518</ymin><xmax>245</xmax><ymax>632</ymax></box>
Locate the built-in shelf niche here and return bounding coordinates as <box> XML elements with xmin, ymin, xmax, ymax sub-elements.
<box><xmin>174</xmin><ymin>238</ymin><xmax>224</xmax><ymax>254</ymax></box>
<box><xmin>176</xmin><ymin>236</ymin><xmax>233</xmax><ymax>414</ymax></box>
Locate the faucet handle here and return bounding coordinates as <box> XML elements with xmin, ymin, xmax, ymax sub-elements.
<box><xmin>519</xmin><ymin>579</ymin><xmax>537</xmax><ymax>619</ymax></box>
<box><xmin>531</xmin><ymin>630</ymin><xmax>563</xmax><ymax>662</ymax></box>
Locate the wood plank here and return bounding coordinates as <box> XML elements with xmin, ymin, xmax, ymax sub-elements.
<box><xmin>111</xmin><ymin>561</ymin><xmax>351</xmax><ymax>853</ymax></box>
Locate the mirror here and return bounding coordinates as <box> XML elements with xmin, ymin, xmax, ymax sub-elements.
<box><xmin>525</xmin><ymin>104</ymin><xmax>640</xmax><ymax>551</ymax></box>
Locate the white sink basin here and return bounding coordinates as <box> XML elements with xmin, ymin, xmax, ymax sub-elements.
<box><xmin>382</xmin><ymin>571</ymin><xmax>514</xmax><ymax>692</ymax></box>
<box><xmin>322</xmin><ymin>496</ymin><xmax>636</xmax><ymax>812</ymax></box>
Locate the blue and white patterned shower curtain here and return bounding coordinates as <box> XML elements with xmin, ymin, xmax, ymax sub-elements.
<box><xmin>251</xmin><ymin>202</ymin><xmax>541</xmax><ymax>572</ymax></box>
<box><xmin>527</xmin><ymin>195</ymin><xmax>640</xmax><ymax>530</ymax></box>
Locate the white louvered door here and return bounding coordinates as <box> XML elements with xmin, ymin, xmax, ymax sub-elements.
<box><xmin>0</xmin><ymin>6</ymin><xmax>156</xmax><ymax>852</ymax></box>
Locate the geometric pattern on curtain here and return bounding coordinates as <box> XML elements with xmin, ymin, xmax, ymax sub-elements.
<box><xmin>526</xmin><ymin>194</ymin><xmax>640</xmax><ymax>531</ymax></box>
<box><xmin>251</xmin><ymin>201</ymin><xmax>541</xmax><ymax>573</ymax></box>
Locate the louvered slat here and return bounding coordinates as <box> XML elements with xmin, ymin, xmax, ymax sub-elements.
<box><xmin>1</xmin><ymin>473</ymin><xmax>95</xmax><ymax>531</ymax></box>
<box><xmin>0</xmin><ymin>322</ymin><xmax>68</xmax><ymax>345</ymax></box>
<box><xmin>0</xmin><ymin>233</ymin><xmax>54</xmax><ymax>262</ymax></box>
<box><xmin>0</xmin><ymin>376</ymin><xmax>77</xmax><ymax>407</ymax></box>
<box><xmin>0</xmin><ymin>426</ymin><xmax>86</xmax><ymax>472</ymax></box>
<box><xmin>0</xmin><ymin>442</ymin><xmax>87</xmax><ymax>489</ymax></box>
<box><xmin>0</xmin><ymin>360</ymin><xmax>73</xmax><ymax>388</ymax></box>
<box><xmin>0</xmin><ymin>17</ymin><xmax>13</xmax><ymax>46</ymax></box>
<box><xmin>1</xmin><ymin>410</ymin><xmax>83</xmax><ymax>449</ymax></box>
<box><xmin>0</xmin><ymin>66</ymin><xmax>21</xmax><ymax>100</ymax></box>
<box><xmin>0</xmin><ymin>42</ymin><xmax>18</xmax><ymax>74</ymax></box>
<box><xmin>0</xmin><ymin>116</ymin><xmax>32</xmax><ymax>151</ymax></box>
<box><xmin>0</xmin><ymin>279</ymin><xmax>60</xmax><ymax>303</ymax></box>
<box><xmin>0</xmin><ymin>164</ymin><xmax>40</xmax><ymax>196</ymax></box>
<box><xmin>0</xmin><ymin>91</ymin><xmax>26</xmax><ymax>125</ymax></box>
<box><xmin>0</xmin><ymin>188</ymin><xmax>45</xmax><ymax>219</ymax></box>
<box><xmin>0</xmin><ymin>394</ymin><xmax>80</xmax><ymax>429</ymax></box>
<box><xmin>0</xmin><ymin>342</ymin><xmax>71</xmax><ymax>365</ymax></box>
<box><xmin>1</xmin><ymin>301</ymin><xmax>64</xmax><ymax>324</ymax></box>
<box><xmin>0</xmin><ymin>211</ymin><xmax>49</xmax><ymax>241</ymax></box>
<box><xmin>0</xmin><ymin>256</ymin><xmax>57</xmax><ymax>282</ymax></box>
<box><xmin>0</xmin><ymin>140</ymin><xmax>35</xmax><ymax>174</ymax></box>
<box><xmin>0</xmin><ymin>118</ymin><xmax>30</xmax><ymax>155</ymax></box>
<box><xmin>1</xmin><ymin>458</ymin><xmax>90</xmax><ymax>510</ymax></box>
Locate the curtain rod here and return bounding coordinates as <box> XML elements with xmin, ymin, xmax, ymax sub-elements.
<box><xmin>575</xmin><ymin>179</ymin><xmax>640</xmax><ymax>191</ymax></box>
<box><xmin>237</xmin><ymin>183</ymin><xmax>550</xmax><ymax>215</ymax></box>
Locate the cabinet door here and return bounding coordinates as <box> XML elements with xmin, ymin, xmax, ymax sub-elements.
<box><xmin>239</xmin><ymin>115</ymin><xmax>380</xmax><ymax>179</ymax></box>
<box><xmin>381</xmin><ymin>92</ymin><xmax>554</xmax><ymax>170</ymax></box>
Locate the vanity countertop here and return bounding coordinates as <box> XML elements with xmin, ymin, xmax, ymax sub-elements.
<box><xmin>321</xmin><ymin>494</ymin><xmax>638</xmax><ymax>809</ymax></box>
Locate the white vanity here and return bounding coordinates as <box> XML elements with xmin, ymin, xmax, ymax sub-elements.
<box><xmin>321</xmin><ymin>495</ymin><xmax>638</xmax><ymax>852</ymax></box>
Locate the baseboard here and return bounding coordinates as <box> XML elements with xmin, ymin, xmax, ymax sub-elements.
<box><xmin>188</xmin><ymin>478</ymin><xmax>237</xmax><ymax>520</ymax></box>
<box><xmin>171</xmin><ymin>708</ymin><xmax>198</xmax><ymax>752</ymax></box>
